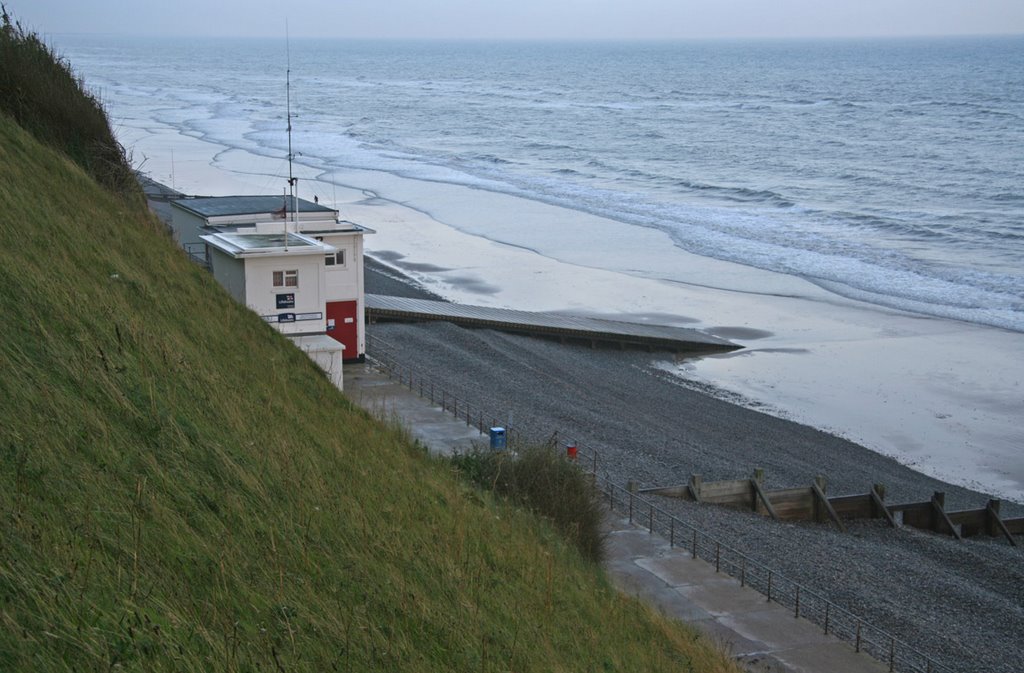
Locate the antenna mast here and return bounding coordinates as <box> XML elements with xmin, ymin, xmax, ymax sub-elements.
<box><xmin>286</xmin><ymin>20</ymin><xmax>297</xmax><ymax>231</ymax></box>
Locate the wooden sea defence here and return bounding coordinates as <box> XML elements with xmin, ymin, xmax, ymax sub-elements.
<box><xmin>641</xmin><ymin>470</ymin><xmax>1020</xmax><ymax>546</ymax></box>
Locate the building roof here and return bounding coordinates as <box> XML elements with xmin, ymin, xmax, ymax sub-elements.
<box><xmin>172</xmin><ymin>195</ymin><xmax>337</xmax><ymax>219</ymax></box>
<box><xmin>200</xmin><ymin>231</ymin><xmax>336</xmax><ymax>258</ymax></box>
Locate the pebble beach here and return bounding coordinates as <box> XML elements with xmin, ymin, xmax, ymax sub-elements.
<box><xmin>364</xmin><ymin>257</ymin><xmax>1023</xmax><ymax>673</ymax></box>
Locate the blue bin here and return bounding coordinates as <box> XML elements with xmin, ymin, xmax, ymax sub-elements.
<box><xmin>489</xmin><ymin>427</ymin><xmax>507</xmax><ymax>451</ymax></box>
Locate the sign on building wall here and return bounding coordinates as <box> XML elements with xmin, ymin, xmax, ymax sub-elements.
<box><xmin>262</xmin><ymin>312</ymin><xmax>323</xmax><ymax>324</ymax></box>
<box><xmin>276</xmin><ymin>293</ymin><xmax>296</xmax><ymax>309</ymax></box>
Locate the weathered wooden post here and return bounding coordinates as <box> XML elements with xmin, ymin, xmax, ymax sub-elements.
<box><xmin>814</xmin><ymin>475</ymin><xmax>828</xmax><ymax>523</ymax></box>
<box><xmin>986</xmin><ymin>499</ymin><xmax>1017</xmax><ymax>546</ymax></box>
<box><xmin>932</xmin><ymin>491</ymin><xmax>944</xmax><ymax>532</ymax></box>
<box><xmin>811</xmin><ymin>477</ymin><xmax>845</xmax><ymax>532</ymax></box>
<box><xmin>931</xmin><ymin>491</ymin><xmax>962</xmax><ymax>540</ymax></box>
<box><xmin>987</xmin><ymin>499</ymin><xmax>1001</xmax><ymax>537</ymax></box>
<box><xmin>871</xmin><ymin>483</ymin><xmax>897</xmax><ymax>528</ymax></box>
<box><xmin>752</xmin><ymin>468</ymin><xmax>765</xmax><ymax>511</ymax></box>
<box><xmin>689</xmin><ymin>474</ymin><xmax>703</xmax><ymax>502</ymax></box>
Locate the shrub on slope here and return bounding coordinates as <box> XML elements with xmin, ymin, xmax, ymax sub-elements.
<box><xmin>1</xmin><ymin>5</ymin><xmax>136</xmax><ymax>195</ymax></box>
<box><xmin>0</xmin><ymin>116</ymin><xmax>739</xmax><ymax>672</ymax></box>
<box><xmin>451</xmin><ymin>446</ymin><xmax>607</xmax><ymax>563</ymax></box>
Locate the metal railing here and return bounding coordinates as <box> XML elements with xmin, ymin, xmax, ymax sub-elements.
<box><xmin>364</xmin><ymin>336</ymin><xmax>952</xmax><ymax>673</ymax></box>
<box><xmin>588</xmin><ymin>468</ymin><xmax>951</xmax><ymax>673</ymax></box>
<box><xmin>183</xmin><ymin>243</ymin><xmax>210</xmax><ymax>270</ymax></box>
<box><xmin>367</xmin><ymin>335</ymin><xmax>524</xmax><ymax>445</ymax></box>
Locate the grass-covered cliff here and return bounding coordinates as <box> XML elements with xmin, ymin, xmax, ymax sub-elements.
<box><xmin>0</xmin><ymin>17</ymin><xmax>740</xmax><ymax>672</ymax></box>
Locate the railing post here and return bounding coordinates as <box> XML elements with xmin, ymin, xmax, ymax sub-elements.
<box><xmin>889</xmin><ymin>636</ymin><xmax>895</xmax><ymax>672</ymax></box>
<box><xmin>795</xmin><ymin>586</ymin><xmax>800</xmax><ymax>618</ymax></box>
<box><xmin>715</xmin><ymin>543</ymin><xmax>720</xmax><ymax>572</ymax></box>
<box><xmin>649</xmin><ymin>504</ymin><xmax>654</xmax><ymax>533</ymax></box>
<box><xmin>855</xmin><ymin>621</ymin><xmax>861</xmax><ymax>652</ymax></box>
<box><xmin>767</xmin><ymin>571</ymin><xmax>772</xmax><ymax>602</ymax></box>
<box><xmin>628</xmin><ymin>491</ymin><xmax>634</xmax><ymax>523</ymax></box>
<box><xmin>691</xmin><ymin>530</ymin><xmax>697</xmax><ymax>559</ymax></box>
<box><xmin>740</xmin><ymin>558</ymin><xmax>745</xmax><ymax>587</ymax></box>
<box><xmin>824</xmin><ymin>602</ymin><xmax>830</xmax><ymax>635</ymax></box>
<box><xmin>669</xmin><ymin>518</ymin><xmax>674</xmax><ymax>548</ymax></box>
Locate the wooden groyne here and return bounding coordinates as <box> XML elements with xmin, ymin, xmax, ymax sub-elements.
<box><xmin>641</xmin><ymin>470</ymin><xmax>1020</xmax><ymax>546</ymax></box>
<box><xmin>365</xmin><ymin>294</ymin><xmax>740</xmax><ymax>354</ymax></box>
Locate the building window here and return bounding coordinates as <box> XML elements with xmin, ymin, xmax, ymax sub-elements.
<box><xmin>324</xmin><ymin>250</ymin><xmax>346</xmax><ymax>267</ymax></box>
<box><xmin>273</xmin><ymin>269</ymin><xmax>298</xmax><ymax>287</ymax></box>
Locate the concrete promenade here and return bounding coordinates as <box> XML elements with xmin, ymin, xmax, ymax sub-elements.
<box><xmin>343</xmin><ymin>362</ymin><xmax>888</xmax><ymax>673</ymax></box>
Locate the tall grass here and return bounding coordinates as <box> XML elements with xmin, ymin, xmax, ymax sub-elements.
<box><xmin>0</xmin><ymin>4</ymin><xmax>137</xmax><ymax>197</ymax></box>
<box><xmin>451</xmin><ymin>445</ymin><xmax>607</xmax><ymax>562</ymax></box>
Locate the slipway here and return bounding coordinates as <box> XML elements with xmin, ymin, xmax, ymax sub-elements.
<box><xmin>365</xmin><ymin>294</ymin><xmax>739</xmax><ymax>354</ymax></box>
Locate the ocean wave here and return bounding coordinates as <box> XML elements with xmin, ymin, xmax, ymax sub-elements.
<box><xmin>672</xmin><ymin>180</ymin><xmax>794</xmax><ymax>208</ymax></box>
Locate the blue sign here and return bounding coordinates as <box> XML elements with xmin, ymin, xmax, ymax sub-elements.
<box><xmin>278</xmin><ymin>313</ymin><xmax>296</xmax><ymax>323</ymax></box>
<box><xmin>276</xmin><ymin>293</ymin><xmax>295</xmax><ymax>309</ymax></box>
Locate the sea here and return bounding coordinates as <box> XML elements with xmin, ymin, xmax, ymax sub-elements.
<box><xmin>55</xmin><ymin>35</ymin><xmax>1024</xmax><ymax>333</ymax></box>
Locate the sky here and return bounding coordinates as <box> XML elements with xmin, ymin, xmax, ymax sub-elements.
<box><xmin>12</xmin><ymin>0</ymin><xmax>1024</xmax><ymax>40</ymax></box>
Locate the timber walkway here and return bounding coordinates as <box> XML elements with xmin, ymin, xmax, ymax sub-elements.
<box><xmin>365</xmin><ymin>294</ymin><xmax>740</xmax><ymax>354</ymax></box>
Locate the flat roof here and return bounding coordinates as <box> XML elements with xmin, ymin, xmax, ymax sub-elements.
<box><xmin>201</xmin><ymin>231</ymin><xmax>336</xmax><ymax>258</ymax></box>
<box><xmin>301</xmin><ymin>220</ymin><xmax>376</xmax><ymax>235</ymax></box>
<box><xmin>172</xmin><ymin>195</ymin><xmax>337</xmax><ymax>219</ymax></box>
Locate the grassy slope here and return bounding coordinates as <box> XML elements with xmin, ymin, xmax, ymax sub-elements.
<box><xmin>0</xmin><ymin>115</ymin><xmax>738</xmax><ymax>672</ymax></box>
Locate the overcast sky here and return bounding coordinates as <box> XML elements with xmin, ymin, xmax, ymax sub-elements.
<box><xmin>12</xmin><ymin>0</ymin><xmax>1024</xmax><ymax>40</ymax></box>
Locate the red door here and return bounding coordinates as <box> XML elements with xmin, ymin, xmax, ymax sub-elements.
<box><xmin>326</xmin><ymin>300</ymin><xmax>359</xmax><ymax>361</ymax></box>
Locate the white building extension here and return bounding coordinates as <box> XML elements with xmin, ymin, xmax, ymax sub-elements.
<box><xmin>170</xmin><ymin>195</ymin><xmax>370</xmax><ymax>363</ymax></box>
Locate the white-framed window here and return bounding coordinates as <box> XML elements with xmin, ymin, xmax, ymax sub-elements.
<box><xmin>324</xmin><ymin>250</ymin><xmax>346</xmax><ymax>268</ymax></box>
<box><xmin>272</xmin><ymin>269</ymin><xmax>298</xmax><ymax>288</ymax></box>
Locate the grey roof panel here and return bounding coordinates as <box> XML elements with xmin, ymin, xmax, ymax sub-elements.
<box><xmin>172</xmin><ymin>195</ymin><xmax>336</xmax><ymax>218</ymax></box>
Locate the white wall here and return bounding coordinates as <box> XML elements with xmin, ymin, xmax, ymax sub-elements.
<box><xmin>208</xmin><ymin>249</ymin><xmax>247</xmax><ymax>304</ymax></box>
<box><xmin>243</xmin><ymin>255</ymin><xmax>327</xmax><ymax>335</ymax></box>
<box><xmin>319</xmin><ymin>232</ymin><xmax>366</xmax><ymax>356</ymax></box>
<box><xmin>169</xmin><ymin>207</ymin><xmax>208</xmax><ymax>248</ymax></box>
<box><xmin>288</xmin><ymin>335</ymin><xmax>344</xmax><ymax>391</ymax></box>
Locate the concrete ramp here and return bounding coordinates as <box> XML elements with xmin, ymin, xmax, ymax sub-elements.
<box><xmin>365</xmin><ymin>294</ymin><xmax>739</xmax><ymax>354</ymax></box>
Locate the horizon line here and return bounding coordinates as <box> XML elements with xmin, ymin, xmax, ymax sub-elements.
<box><xmin>41</xmin><ymin>30</ymin><xmax>1024</xmax><ymax>42</ymax></box>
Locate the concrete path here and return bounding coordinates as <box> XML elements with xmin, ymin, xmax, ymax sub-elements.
<box><xmin>604</xmin><ymin>516</ymin><xmax>888</xmax><ymax>673</ymax></box>
<box><xmin>344</xmin><ymin>362</ymin><xmax>485</xmax><ymax>455</ymax></box>
<box><xmin>344</xmin><ymin>361</ymin><xmax>888</xmax><ymax>673</ymax></box>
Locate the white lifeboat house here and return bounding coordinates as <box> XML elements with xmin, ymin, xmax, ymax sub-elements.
<box><xmin>168</xmin><ymin>194</ymin><xmax>370</xmax><ymax>387</ymax></box>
